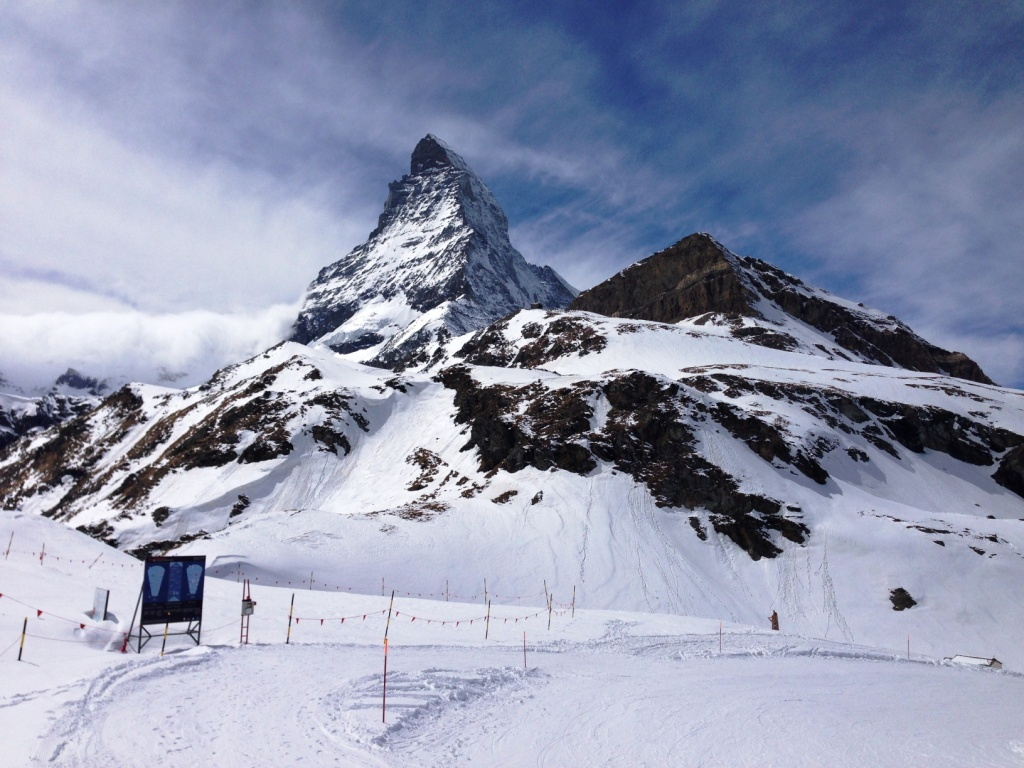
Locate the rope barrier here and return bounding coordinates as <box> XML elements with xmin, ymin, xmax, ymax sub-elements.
<box><xmin>0</xmin><ymin>590</ymin><xmax>124</xmax><ymax>635</ymax></box>
<box><xmin>3</xmin><ymin>538</ymin><xmax>562</xmax><ymax>604</ymax></box>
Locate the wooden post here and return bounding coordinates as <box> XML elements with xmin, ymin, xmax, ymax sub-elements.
<box><xmin>160</xmin><ymin>623</ymin><xmax>169</xmax><ymax>657</ymax></box>
<box><xmin>543</xmin><ymin>579</ymin><xmax>548</xmax><ymax>606</ymax></box>
<box><xmin>571</xmin><ymin>585</ymin><xmax>576</xmax><ymax>618</ymax></box>
<box><xmin>286</xmin><ymin>592</ymin><xmax>295</xmax><ymax>644</ymax></box>
<box><xmin>39</xmin><ymin>542</ymin><xmax>45</xmax><ymax>566</ymax></box>
<box><xmin>17</xmin><ymin>617</ymin><xmax>27</xmax><ymax>661</ymax></box>
<box><xmin>485</xmin><ymin>600</ymin><xmax>491</xmax><ymax>639</ymax></box>
<box><xmin>4</xmin><ymin>532</ymin><xmax>12</xmax><ymax>560</ymax></box>
<box><xmin>446</xmin><ymin>579</ymin><xmax>449</xmax><ymax>602</ymax></box>
<box><xmin>309</xmin><ymin>571</ymin><xmax>314</xmax><ymax>591</ymax></box>
<box><xmin>547</xmin><ymin>594</ymin><xmax>553</xmax><ymax>631</ymax></box>
<box><xmin>484</xmin><ymin>578</ymin><xmax>487</xmax><ymax>605</ymax></box>
<box><xmin>381</xmin><ymin>576</ymin><xmax>385</xmax><ymax>597</ymax></box>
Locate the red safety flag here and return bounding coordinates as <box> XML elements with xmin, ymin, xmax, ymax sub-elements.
<box><xmin>37</xmin><ymin>609</ymin><xmax>43</xmax><ymax>617</ymax></box>
<box><xmin>320</xmin><ymin>619</ymin><xmax>324</xmax><ymax>626</ymax></box>
<box><xmin>363</xmin><ymin>615</ymin><xmax>366</xmax><ymax>620</ymax></box>
<box><xmin>411</xmin><ymin>617</ymin><xmax>415</xmax><ymax>622</ymax></box>
<box><xmin>341</xmin><ymin>618</ymin><xmax>345</xmax><ymax>624</ymax></box>
<box><xmin>296</xmin><ymin>618</ymin><xmax>300</xmax><ymax>623</ymax></box>
<box><xmin>80</xmin><ymin>623</ymin><xmax>85</xmax><ymax>629</ymax></box>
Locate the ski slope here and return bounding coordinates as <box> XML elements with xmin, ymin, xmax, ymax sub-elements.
<box><xmin>3</xmin><ymin>511</ymin><xmax>1024</xmax><ymax>767</ymax></box>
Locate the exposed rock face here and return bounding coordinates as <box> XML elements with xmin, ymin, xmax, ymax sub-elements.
<box><xmin>0</xmin><ymin>393</ymin><xmax>96</xmax><ymax>451</ymax></box>
<box><xmin>571</xmin><ymin>233</ymin><xmax>994</xmax><ymax>384</ymax></box>
<box><xmin>53</xmin><ymin>368</ymin><xmax>109</xmax><ymax>397</ymax></box>
<box><xmin>570</xmin><ymin>234</ymin><xmax>749</xmax><ymax>322</ymax></box>
<box><xmin>436</xmin><ymin>364</ymin><xmax>809</xmax><ymax>560</ymax></box>
<box><xmin>289</xmin><ymin>134</ymin><xmax>576</xmax><ymax>368</ymax></box>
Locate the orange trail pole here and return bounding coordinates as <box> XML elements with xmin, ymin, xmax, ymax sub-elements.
<box><xmin>286</xmin><ymin>592</ymin><xmax>295</xmax><ymax>644</ymax></box>
<box><xmin>17</xmin><ymin>617</ymin><xmax>27</xmax><ymax>661</ymax></box>
<box><xmin>382</xmin><ymin>638</ymin><xmax>389</xmax><ymax>723</ymax></box>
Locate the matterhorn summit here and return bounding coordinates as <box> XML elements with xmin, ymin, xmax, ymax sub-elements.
<box><xmin>290</xmin><ymin>134</ymin><xmax>576</xmax><ymax>368</ymax></box>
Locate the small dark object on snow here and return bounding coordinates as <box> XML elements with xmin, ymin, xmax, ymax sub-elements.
<box><xmin>769</xmin><ymin>610</ymin><xmax>779</xmax><ymax>631</ymax></box>
<box><xmin>889</xmin><ymin>587</ymin><xmax>917</xmax><ymax>611</ymax></box>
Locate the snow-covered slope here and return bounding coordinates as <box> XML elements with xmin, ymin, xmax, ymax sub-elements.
<box><xmin>289</xmin><ymin>135</ymin><xmax>576</xmax><ymax>368</ymax></box>
<box><xmin>2</xmin><ymin>509</ymin><xmax>1023</xmax><ymax>767</ymax></box>
<box><xmin>3</xmin><ymin>301</ymin><xmax>1022</xmax><ymax>667</ymax></box>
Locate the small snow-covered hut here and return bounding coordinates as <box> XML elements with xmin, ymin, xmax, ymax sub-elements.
<box><xmin>947</xmin><ymin>655</ymin><xmax>1003</xmax><ymax>670</ymax></box>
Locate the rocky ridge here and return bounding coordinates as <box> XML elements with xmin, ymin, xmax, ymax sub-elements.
<box><xmin>570</xmin><ymin>233</ymin><xmax>993</xmax><ymax>384</ymax></box>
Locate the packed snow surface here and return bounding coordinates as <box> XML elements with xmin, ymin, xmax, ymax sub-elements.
<box><xmin>3</xmin><ymin>511</ymin><xmax>1024</xmax><ymax>767</ymax></box>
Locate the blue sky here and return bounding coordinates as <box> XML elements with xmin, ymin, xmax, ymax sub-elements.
<box><xmin>1</xmin><ymin>1</ymin><xmax>1022</xmax><ymax>388</ymax></box>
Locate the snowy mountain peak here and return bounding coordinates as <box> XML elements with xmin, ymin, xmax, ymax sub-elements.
<box><xmin>410</xmin><ymin>133</ymin><xmax>470</xmax><ymax>175</ymax></box>
<box><xmin>571</xmin><ymin>232</ymin><xmax>993</xmax><ymax>383</ymax></box>
<box><xmin>290</xmin><ymin>135</ymin><xmax>576</xmax><ymax>368</ymax></box>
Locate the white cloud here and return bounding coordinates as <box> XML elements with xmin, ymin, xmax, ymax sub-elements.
<box><xmin>0</xmin><ymin>85</ymin><xmax>367</xmax><ymax>314</ymax></box>
<box><xmin>0</xmin><ymin>305</ymin><xmax>299</xmax><ymax>392</ymax></box>
<box><xmin>790</xmin><ymin>97</ymin><xmax>1024</xmax><ymax>386</ymax></box>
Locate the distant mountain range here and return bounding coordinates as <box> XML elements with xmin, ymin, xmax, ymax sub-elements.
<box><xmin>2</xmin><ymin>135</ymin><xmax>1022</xmax><ymax>666</ymax></box>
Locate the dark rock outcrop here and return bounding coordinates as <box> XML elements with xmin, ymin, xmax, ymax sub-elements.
<box><xmin>571</xmin><ymin>232</ymin><xmax>993</xmax><ymax>384</ymax></box>
<box><xmin>436</xmin><ymin>365</ymin><xmax>808</xmax><ymax>560</ymax></box>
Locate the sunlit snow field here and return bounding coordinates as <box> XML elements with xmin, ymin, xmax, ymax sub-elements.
<box><xmin>3</xmin><ymin>510</ymin><xmax>1023</xmax><ymax>767</ymax></box>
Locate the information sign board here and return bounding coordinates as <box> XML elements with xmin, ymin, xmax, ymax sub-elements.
<box><xmin>140</xmin><ymin>555</ymin><xmax>206</xmax><ymax>626</ymax></box>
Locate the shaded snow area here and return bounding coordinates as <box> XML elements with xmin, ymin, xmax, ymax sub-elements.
<box><xmin>3</xmin><ymin>512</ymin><xmax>1024</xmax><ymax>767</ymax></box>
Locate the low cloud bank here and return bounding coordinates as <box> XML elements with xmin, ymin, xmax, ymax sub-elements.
<box><xmin>0</xmin><ymin>305</ymin><xmax>299</xmax><ymax>394</ymax></box>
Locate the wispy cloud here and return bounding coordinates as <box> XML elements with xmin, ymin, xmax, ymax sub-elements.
<box><xmin>1</xmin><ymin>0</ymin><xmax>1022</xmax><ymax>388</ymax></box>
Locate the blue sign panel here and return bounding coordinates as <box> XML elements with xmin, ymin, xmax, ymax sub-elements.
<box><xmin>141</xmin><ymin>555</ymin><xmax>206</xmax><ymax>625</ymax></box>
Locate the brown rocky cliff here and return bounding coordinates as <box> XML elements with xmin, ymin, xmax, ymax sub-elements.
<box><xmin>570</xmin><ymin>232</ymin><xmax>994</xmax><ymax>385</ymax></box>
<box><xmin>570</xmin><ymin>233</ymin><xmax>753</xmax><ymax>323</ymax></box>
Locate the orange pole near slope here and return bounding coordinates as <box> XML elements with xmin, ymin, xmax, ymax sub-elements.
<box><xmin>17</xmin><ymin>617</ymin><xmax>27</xmax><ymax>661</ymax></box>
<box><xmin>382</xmin><ymin>638</ymin><xmax>389</xmax><ymax>723</ymax></box>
